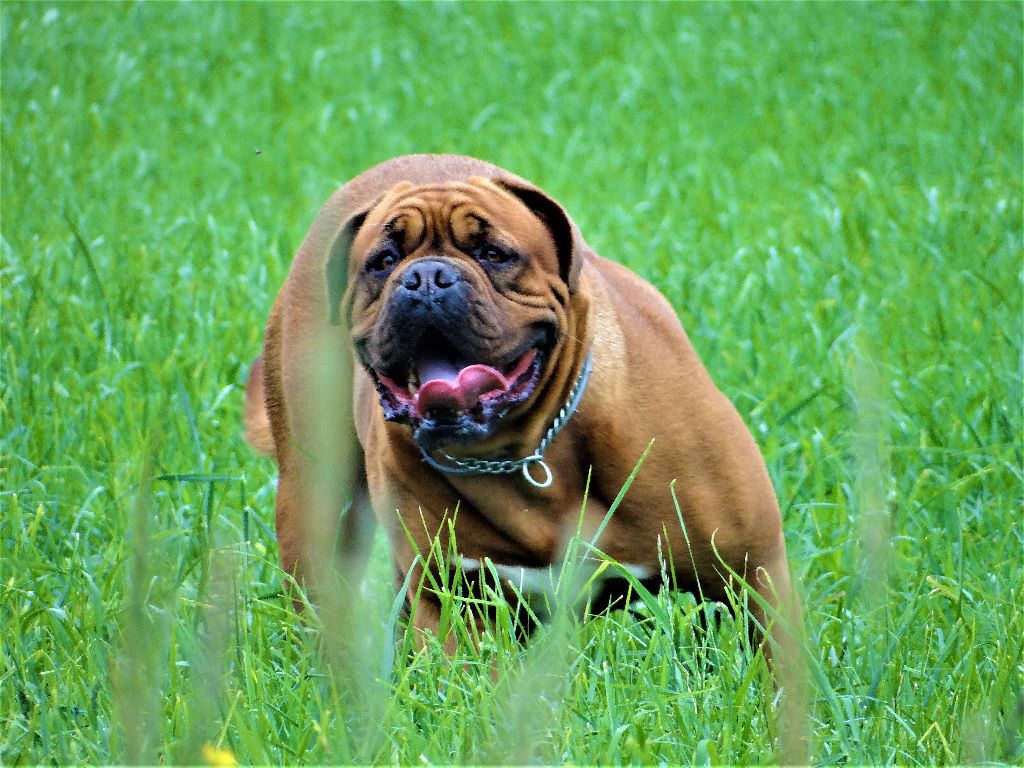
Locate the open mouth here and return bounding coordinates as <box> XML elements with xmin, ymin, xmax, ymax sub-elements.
<box><xmin>366</xmin><ymin>328</ymin><xmax>547</xmax><ymax>446</ymax></box>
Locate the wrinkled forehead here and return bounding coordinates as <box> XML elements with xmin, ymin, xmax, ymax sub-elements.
<box><xmin>359</xmin><ymin>181</ymin><xmax>547</xmax><ymax>252</ymax></box>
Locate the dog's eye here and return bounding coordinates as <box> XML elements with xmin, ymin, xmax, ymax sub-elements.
<box><xmin>366</xmin><ymin>246</ymin><xmax>400</xmax><ymax>275</ymax></box>
<box><xmin>474</xmin><ymin>244</ymin><xmax>516</xmax><ymax>266</ymax></box>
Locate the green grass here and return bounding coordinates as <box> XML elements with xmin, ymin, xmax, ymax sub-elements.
<box><xmin>2</xmin><ymin>2</ymin><xmax>1021</xmax><ymax>764</ymax></box>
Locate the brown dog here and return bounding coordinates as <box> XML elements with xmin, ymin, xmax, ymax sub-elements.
<box><xmin>244</xmin><ymin>154</ymin><xmax>797</xmax><ymax>651</ymax></box>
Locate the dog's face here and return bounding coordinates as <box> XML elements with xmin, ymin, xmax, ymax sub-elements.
<box><xmin>331</xmin><ymin>177</ymin><xmax>581</xmax><ymax>449</ymax></box>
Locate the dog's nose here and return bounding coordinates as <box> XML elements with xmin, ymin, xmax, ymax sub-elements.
<box><xmin>401</xmin><ymin>258</ymin><xmax>460</xmax><ymax>294</ymax></box>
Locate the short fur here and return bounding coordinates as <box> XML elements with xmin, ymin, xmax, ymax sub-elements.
<box><xmin>245</xmin><ymin>154</ymin><xmax>798</xmax><ymax>654</ymax></box>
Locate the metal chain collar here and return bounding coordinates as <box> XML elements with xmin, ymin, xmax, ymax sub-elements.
<box><xmin>417</xmin><ymin>353</ymin><xmax>594</xmax><ymax>489</ymax></box>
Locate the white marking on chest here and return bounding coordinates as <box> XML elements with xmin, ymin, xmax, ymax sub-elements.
<box><xmin>459</xmin><ymin>556</ymin><xmax>655</xmax><ymax>597</ymax></box>
<box><xmin>618</xmin><ymin>563</ymin><xmax>656</xmax><ymax>580</ymax></box>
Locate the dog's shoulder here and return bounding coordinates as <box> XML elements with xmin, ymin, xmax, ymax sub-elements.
<box><xmin>584</xmin><ymin>253</ymin><xmax>686</xmax><ymax>349</ymax></box>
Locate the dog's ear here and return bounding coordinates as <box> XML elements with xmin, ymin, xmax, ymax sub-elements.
<box><xmin>325</xmin><ymin>208</ymin><xmax>371</xmax><ymax>326</ymax></box>
<box><xmin>326</xmin><ymin>183</ymin><xmax>415</xmax><ymax>325</ymax></box>
<box><xmin>490</xmin><ymin>178</ymin><xmax>584</xmax><ymax>293</ymax></box>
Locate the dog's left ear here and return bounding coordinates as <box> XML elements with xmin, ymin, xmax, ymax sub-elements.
<box><xmin>491</xmin><ymin>178</ymin><xmax>584</xmax><ymax>293</ymax></box>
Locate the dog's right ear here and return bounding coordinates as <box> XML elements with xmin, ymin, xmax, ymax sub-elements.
<box><xmin>489</xmin><ymin>177</ymin><xmax>584</xmax><ymax>293</ymax></box>
<box><xmin>325</xmin><ymin>207</ymin><xmax>372</xmax><ymax>326</ymax></box>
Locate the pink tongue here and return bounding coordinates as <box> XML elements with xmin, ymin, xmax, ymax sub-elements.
<box><xmin>415</xmin><ymin>364</ymin><xmax>509</xmax><ymax>417</ymax></box>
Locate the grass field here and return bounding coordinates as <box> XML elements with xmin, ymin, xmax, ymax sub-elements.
<box><xmin>2</xmin><ymin>2</ymin><xmax>1022</xmax><ymax>765</ymax></box>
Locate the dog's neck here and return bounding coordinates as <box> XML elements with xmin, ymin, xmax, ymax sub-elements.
<box><xmin>415</xmin><ymin>350</ymin><xmax>594</xmax><ymax>487</ymax></box>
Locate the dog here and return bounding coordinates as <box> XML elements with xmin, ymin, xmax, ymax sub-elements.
<box><xmin>244</xmin><ymin>154</ymin><xmax>797</xmax><ymax>654</ymax></box>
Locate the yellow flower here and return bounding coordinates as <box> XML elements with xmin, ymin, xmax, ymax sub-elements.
<box><xmin>202</xmin><ymin>742</ymin><xmax>238</xmax><ymax>767</ymax></box>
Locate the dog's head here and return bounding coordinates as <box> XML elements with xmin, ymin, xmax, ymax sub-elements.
<box><xmin>327</xmin><ymin>176</ymin><xmax>583</xmax><ymax>450</ymax></box>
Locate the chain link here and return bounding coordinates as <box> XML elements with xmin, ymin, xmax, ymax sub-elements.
<box><xmin>417</xmin><ymin>353</ymin><xmax>593</xmax><ymax>488</ymax></box>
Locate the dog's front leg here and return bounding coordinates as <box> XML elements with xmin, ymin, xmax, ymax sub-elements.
<box><xmin>272</xmin><ymin>441</ymin><xmax>374</xmax><ymax>609</ymax></box>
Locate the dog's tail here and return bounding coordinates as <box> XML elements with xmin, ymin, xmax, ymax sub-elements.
<box><xmin>244</xmin><ymin>356</ymin><xmax>276</xmax><ymax>458</ymax></box>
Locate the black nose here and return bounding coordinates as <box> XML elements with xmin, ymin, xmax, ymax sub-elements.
<box><xmin>401</xmin><ymin>258</ymin><xmax>460</xmax><ymax>294</ymax></box>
